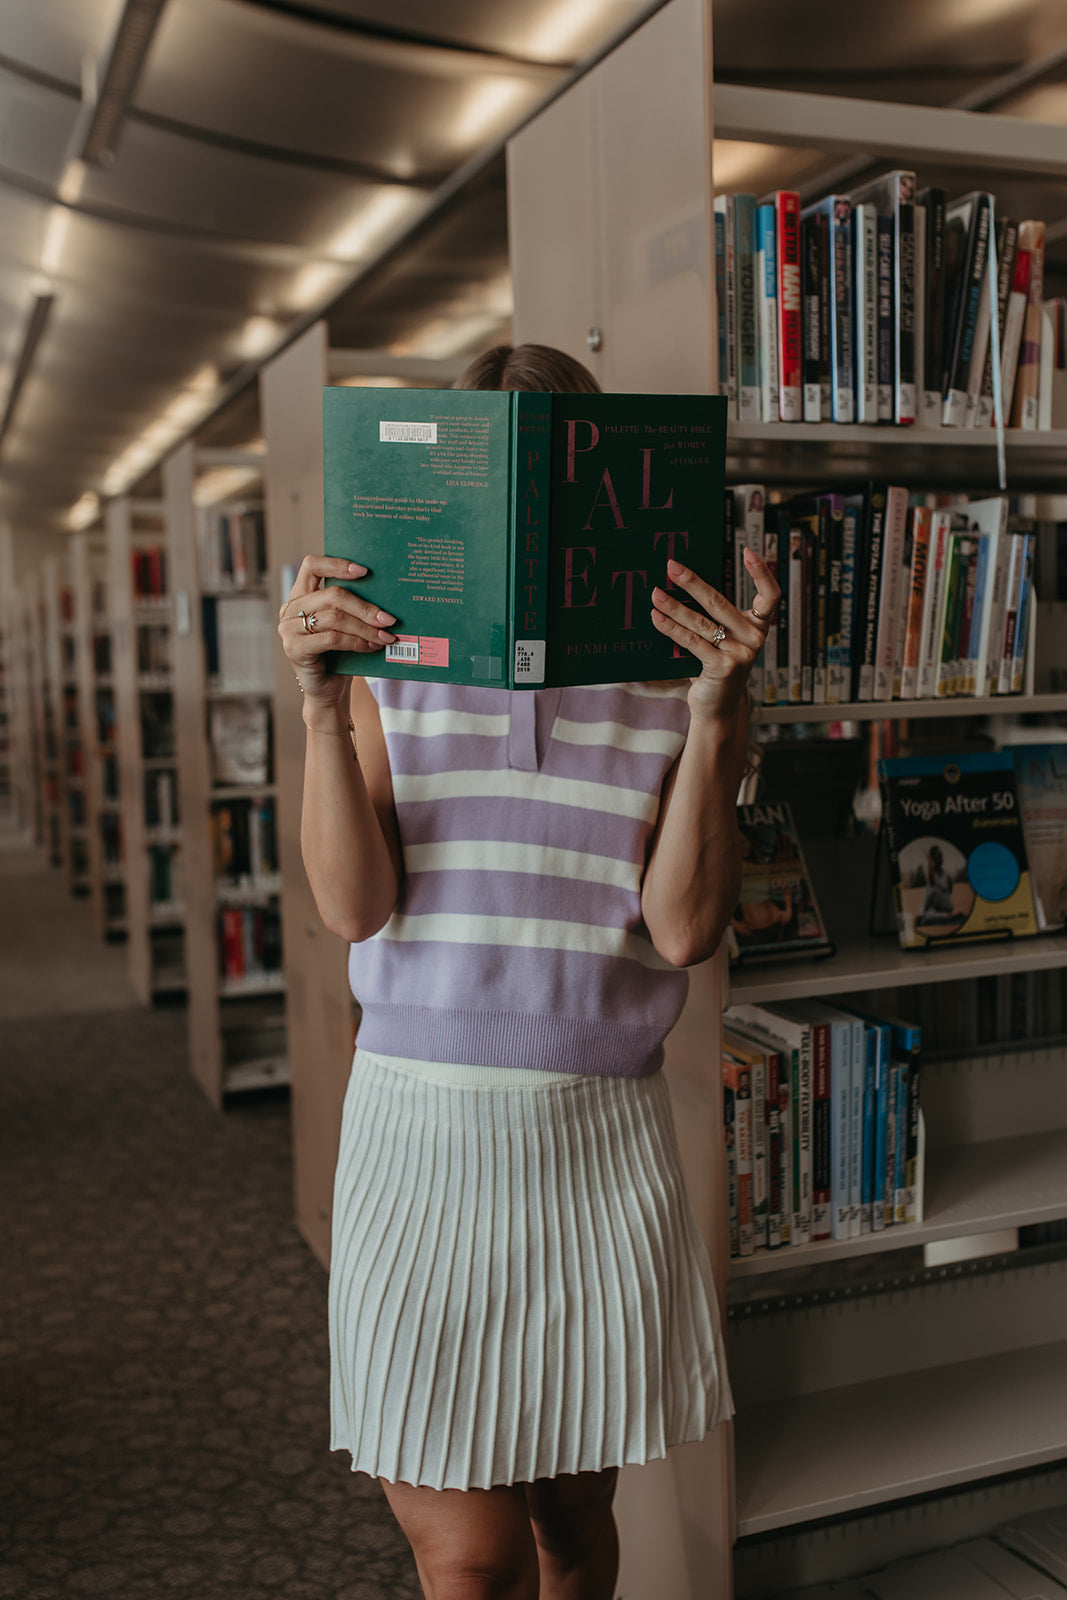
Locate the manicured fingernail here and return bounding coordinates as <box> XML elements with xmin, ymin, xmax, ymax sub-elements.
<box><xmin>378</xmin><ymin>629</ymin><xmax>396</xmax><ymax>643</ymax></box>
<box><xmin>651</xmin><ymin>587</ymin><xmax>667</xmax><ymax>603</ymax></box>
<box><xmin>666</xmin><ymin>559</ymin><xmax>684</xmax><ymax>574</ymax></box>
<box><xmin>743</xmin><ymin>545</ymin><xmax>758</xmax><ymax>561</ymax></box>
<box><xmin>376</xmin><ymin>610</ymin><xmax>396</xmax><ymax>625</ymax></box>
<box><xmin>348</xmin><ymin>562</ymin><xmax>367</xmax><ymax>575</ymax></box>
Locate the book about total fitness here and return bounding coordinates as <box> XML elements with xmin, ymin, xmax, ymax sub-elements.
<box><xmin>322</xmin><ymin>385</ymin><xmax>727</xmax><ymax>690</ymax></box>
<box><xmin>727</xmin><ymin>799</ymin><xmax>834</xmax><ymax>965</ymax></box>
<box><xmin>878</xmin><ymin>751</ymin><xmax>1039</xmax><ymax>950</ymax></box>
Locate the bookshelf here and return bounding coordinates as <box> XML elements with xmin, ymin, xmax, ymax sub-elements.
<box><xmin>163</xmin><ymin>439</ymin><xmax>287</xmax><ymax>1107</ymax></box>
<box><xmin>106</xmin><ymin>493</ymin><xmax>186</xmax><ymax>1004</ymax></box>
<box><xmin>507</xmin><ymin>2</ymin><xmax>1067</xmax><ymax>1594</ymax></box>
<box><xmin>70</xmin><ymin>526</ymin><xmax>125</xmax><ymax>941</ymax></box>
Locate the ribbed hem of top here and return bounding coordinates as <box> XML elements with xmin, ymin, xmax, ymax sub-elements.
<box><xmin>355</xmin><ymin>1004</ymin><xmax>665</xmax><ymax>1080</ymax></box>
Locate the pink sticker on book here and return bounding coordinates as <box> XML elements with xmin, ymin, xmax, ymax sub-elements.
<box><xmin>418</xmin><ymin>636</ymin><xmax>449</xmax><ymax>667</ymax></box>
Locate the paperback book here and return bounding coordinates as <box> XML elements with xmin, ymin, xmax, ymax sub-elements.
<box><xmin>879</xmin><ymin>751</ymin><xmax>1039</xmax><ymax>949</ymax></box>
<box><xmin>727</xmin><ymin>799</ymin><xmax>834</xmax><ymax>964</ymax></box>
<box><xmin>323</xmin><ymin>386</ymin><xmax>727</xmax><ymax>690</ymax></box>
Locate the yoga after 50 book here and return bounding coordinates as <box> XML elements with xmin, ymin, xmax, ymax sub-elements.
<box><xmin>323</xmin><ymin>386</ymin><xmax>727</xmax><ymax>689</ymax></box>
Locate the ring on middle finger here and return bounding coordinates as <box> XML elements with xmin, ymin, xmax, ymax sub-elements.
<box><xmin>710</xmin><ymin>623</ymin><xmax>727</xmax><ymax>648</ymax></box>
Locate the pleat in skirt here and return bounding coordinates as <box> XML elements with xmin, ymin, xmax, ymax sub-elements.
<box><xmin>328</xmin><ymin>1048</ymin><xmax>733</xmax><ymax>1491</ymax></box>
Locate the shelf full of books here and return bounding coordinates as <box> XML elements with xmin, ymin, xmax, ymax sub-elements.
<box><xmin>106</xmin><ymin>495</ymin><xmax>185</xmax><ymax>1004</ymax></box>
<box><xmin>164</xmin><ymin>440</ymin><xmax>287</xmax><ymax>1105</ymax></box>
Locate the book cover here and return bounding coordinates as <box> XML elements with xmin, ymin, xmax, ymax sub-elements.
<box><xmin>756</xmin><ymin>202</ymin><xmax>781</xmax><ymax>423</ymax></box>
<box><xmin>942</xmin><ymin>193</ymin><xmax>993</xmax><ymax>427</ymax></box>
<box><xmin>959</xmin><ymin>495</ymin><xmax>1008</xmax><ymax>694</ymax></box>
<box><xmin>209</xmin><ymin>697</ymin><xmax>270</xmax><ymax>787</ymax></box>
<box><xmin>1010</xmin><ymin>532</ymin><xmax>1036</xmax><ymax>692</ymax></box>
<box><xmin>1000</xmin><ymin>241</ymin><xmax>1033</xmax><ymax>425</ymax></box>
<box><xmin>854</xmin><ymin>484</ymin><xmax>888</xmax><ymax>701</ymax></box>
<box><xmin>879</xmin><ymin>751</ymin><xmax>1040</xmax><ymax>949</ymax></box>
<box><xmin>853</xmin><ymin>202</ymin><xmax>879</xmax><ymax>424</ymax></box>
<box><xmin>802</xmin><ymin>197</ymin><xmax>855</xmax><ymax>422</ymax></box>
<box><xmin>734</xmin><ymin>195</ymin><xmax>761</xmax><ymax>421</ymax></box>
<box><xmin>323</xmin><ymin>387</ymin><xmax>726</xmax><ymax>690</ymax></box>
<box><xmin>875</xmin><ymin>214</ymin><xmax>894</xmax><ymax>422</ymax></box>
<box><xmin>728</xmin><ymin>800</ymin><xmax>833</xmax><ymax>965</ymax></box>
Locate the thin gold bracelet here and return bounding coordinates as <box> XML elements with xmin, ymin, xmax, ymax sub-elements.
<box><xmin>303</xmin><ymin>717</ymin><xmax>357</xmax><ymax>755</ymax></box>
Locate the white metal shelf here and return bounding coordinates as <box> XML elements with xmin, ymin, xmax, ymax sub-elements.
<box><xmin>728</xmin><ymin>931</ymin><xmax>1067</xmax><ymax>1005</ymax></box>
<box><xmin>728</xmin><ymin>1127</ymin><xmax>1067</xmax><ymax>1279</ymax></box>
<box><xmin>758</xmin><ymin>693</ymin><xmax>1067</xmax><ymax>726</ymax></box>
<box><xmin>218</xmin><ymin>972</ymin><xmax>285</xmax><ymax>998</ymax></box>
<box><xmin>735</xmin><ymin>1337</ymin><xmax>1067</xmax><ymax>1536</ymax></box>
<box><xmin>714</xmin><ymin>83</ymin><xmax>1067</xmax><ymax>177</ymax></box>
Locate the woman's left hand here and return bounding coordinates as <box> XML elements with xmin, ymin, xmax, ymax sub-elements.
<box><xmin>650</xmin><ymin>547</ymin><xmax>780</xmax><ymax>723</ymax></box>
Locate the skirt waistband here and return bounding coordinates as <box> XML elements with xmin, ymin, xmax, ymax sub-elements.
<box><xmin>356</xmin><ymin>1047</ymin><xmax>585</xmax><ymax>1090</ymax></box>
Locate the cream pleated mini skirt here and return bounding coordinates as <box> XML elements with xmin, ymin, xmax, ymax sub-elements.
<box><xmin>328</xmin><ymin>1048</ymin><xmax>734</xmax><ymax>1491</ymax></box>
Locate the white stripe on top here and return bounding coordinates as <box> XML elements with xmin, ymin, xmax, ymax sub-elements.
<box><xmin>550</xmin><ymin>716</ymin><xmax>684</xmax><ymax>756</ymax></box>
<box><xmin>403</xmin><ymin>840</ymin><xmax>640</xmax><ymax>889</ymax></box>
<box><xmin>378</xmin><ymin>911</ymin><xmax>675</xmax><ymax>970</ymax></box>
<box><xmin>379</xmin><ymin>707</ymin><xmax>511</xmax><ymax>739</ymax></box>
<box><xmin>391</xmin><ymin>768</ymin><xmax>657</xmax><ymax>822</ymax></box>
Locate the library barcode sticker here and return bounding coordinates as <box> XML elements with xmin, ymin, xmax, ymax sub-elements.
<box><xmin>379</xmin><ymin>421</ymin><xmax>437</xmax><ymax>444</ymax></box>
<box><xmin>385</xmin><ymin>638</ymin><xmax>420</xmax><ymax>663</ymax></box>
<box><xmin>385</xmin><ymin>635</ymin><xmax>450</xmax><ymax>667</ymax></box>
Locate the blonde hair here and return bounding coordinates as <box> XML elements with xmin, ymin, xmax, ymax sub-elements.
<box><xmin>455</xmin><ymin>343</ymin><xmax>602</xmax><ymax>395</ymax></box>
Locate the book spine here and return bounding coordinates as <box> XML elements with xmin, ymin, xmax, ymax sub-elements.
<box><xmin>875</xmin><ymin>216</ymin><xmax>894</xmax><ymax>422</ymax></box>
<box><xmin>724</xmin><ymin>1080</ymin><xmax>738</xmax><ymax>1257</ymax></box>
<box><xmin>900</xmin><ymin>506</ymin><xmax>931</xmax><ymax>699</ymax></box>
<box><xmin>778</xmin><ymin>1055</ymin><xmax>792</xmax><ymax>1247</ymax></box>
<box><xmin>839</xmin><ymin>500</ymin><xmax>860</xmax><ymax>699</ymax></box>
<box><xmin>962</xmin><ymin>533</ymin><xmax>991</xmax><ymax>694</ymax></box>
<box><xmin>714</xmin><ymin>203</ymin><xmax>729</xmax><ymax>401</ymax></box>
<box><xmin>905</xmin><ymin>1056</ymin><xmax>921</xmax><ymax>1224</ymax></box>
<box><xmin>776</xmin><ymin>510</ymin><xmax>791</xmax><ymax>702</ymax></box>
<box><xmin>812</xmin><ymin>508</ymin><xmax>828</xmax><ymax>705</ymax></box>
<box><xmin>965</xmin><ymin>217</ymin><xmax>997</xmax><ymax>427</ymax></box>
<box><xmin>978</xmin><ymin>219</ymin><xmax>1018</xmax><ymax>427</ymax></box>
<box><xmin>895</xmin><ymin>198</ymin><xmax>917</xmax><ymax>424</ymax></box>
<box><xmin>861</xmin><ymin>1024</ymin><xmax>876</xmax><ymax>1233</ymax></box>
<box><xmin>767</xmin><ymin>1052</ymin><xmax>782</xmax><ymax>1249</ymax></box>
<box><xmin>788</xmin><ymin>526</ymin><xmax>803</xmax><ymax>703</ymax></box>
<box><xmin>856</xmin><ymin>489</ymin><xmax>886</xmax><ymax>701</ymax></box>
<box><xmin>721</xmin><ymin>196</ymin><xmax>738</xmax><ymax>412</ymax></box>
<box><xmin>801</xmin><ymin>212</ymin><xmax>823</xmax><ymax>422</ymax></box>
<box><xmin>873</xmin><ymin>485</ymin><xmax>908</xmax><ymax>700</ymax></box>
<box><xmin>728</xmin><ymin>1061</ymin><xmax>755</xmax><ymax>1256</ymax></box>
<box><xmin>935</xmin><ymin>533</ymin><xmax>965</xmax><ymax>697</ymax></box>
<box><xmin>913</xmin><ymin>203</ymin><xmax>926</xmax><ymax>414</ymax></box>
<box><xmin>1000</xmin><ymin>245</ymin><xmax>1033</xmax><ymax>425</ymax></box>
<box><xmin>918</xmin><ymin>513</ymin><xmax>949</xmax><ymax>699</ymax></box>
<box><xmin>816</xmin><ymin>210</ymin><xmax>832</xmax><ymax>419</ymax></box>
<box><xmin>996</xmin><ymin>533</ymin><xmax>1026</xmax><ymax>694</ymax></box>
<box><xmin>975</xmin><ymin>526</ymin><xmax>1009</xmax><ymax>698</ymax></box>
<box><xmin>738</xmin><ymin>487</ymin><xmax>765</xmax><ymax>701</ymax></box>
<box><xmin>824</xmin><ymin>498</ymin><xmax>845</xmax><ymax>704</ymax></box>
<box><xmin>920</xmin><ymin>188</ymin><xmax>946</xmax><ymax>426</ymax></box>
<box><xmin>776</xmin><ymin>191</ymin><xmax>803</xmax><ymax>421</ymax></box>
<box><xmin>830</xmin><ymin>201</ymin><xmax>855</xmax><ymax>423</ymax></box>
<box><xmin>797</xmin><ymin>1036</ymin><xmax>812</xmax><ymax>1245</ymax></box>
<box><xmin>891</xmin><ymin>508</ymin><xmax>913</xmax><ymax>699</ymax></box>
<box><xmin>848</xmin><ymin>1018</ymin><xmax>864</xmax><ymax>1239</ymax></box>
<box><xmin>872</xmin><ymin>1028</ymin><xmax>888</xmax><ymax>1231</ymax></box>
<box><xmin>893</xmin><ymin>1062</ymin><xmax>910</xmax><ymax>1222</ymax></box>
<box><xmin>800</xmin><ymin>525</ymin><xmax>814</xmax><ymax>703</ymax></box>
<box><xmin>884</xmin><ymin>1063</ymin><xmax>898</xmax><ymax>1225</ymax></box>
<box><xmin>832</xmin><ymin>1024</ymin><xmax>851</xmax><ymax>1240</ymax></box>
<box><xmin>735</xmin><ymin>196</ymin><xmax>761</xmax><ymax>421</ymax></box>
<box><xmin>1011</xmin><ymin>532</ymin><xmax>1036</xmax><ymax>693</ymax></box>
<box><xmin>854</xmin><ymin>204</ymin><xmax>879</xmax><ymax>423</ymax></box>
<box><xmin>1010</xmin><ymin>221</ymin><xmax>1046</xmax><ymax>430</ymax></box>
<box><xmin>954</xmin><ymin>538</ymin><xmax>980</xmax><ymax>693</ymax></box>
<box><xmin>944</xmin><ymin>199</ymin><xmax>992</xmax><ymax>427</ymax></box>
<box><xmin>509</xmin><ymin>395</ymin><xmax>553</xmax><ymax>687</ymax></box>
<box><xmin>751</xmin><ymin>1052</ymin><xmax>768</xmax><ymax>1249</ymax></box>
<box><xmin>757</xmin><ymin>203</ymin><xmax>780</xmax><ymax>423</ymax></box>
<box><xmin>762</xmin><ymin>519</ymin><xmax>779</xmax><ymax>705</ymax></box>
<box><xmin>812</xmin><ymin>1022</ymin><xmax>832</xmax><ymax>1242</ymax></box>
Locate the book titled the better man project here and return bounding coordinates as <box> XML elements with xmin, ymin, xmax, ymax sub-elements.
<box><xmin>323</xmin><ymin>387</ymin><xmax>727</xmax><ymax>689</ymax></box>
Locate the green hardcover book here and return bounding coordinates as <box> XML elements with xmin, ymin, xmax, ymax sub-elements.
<box><xmin>323</xmin><ymin>385</ymin><xmax>727</xmax><ymax>689</ymax></box>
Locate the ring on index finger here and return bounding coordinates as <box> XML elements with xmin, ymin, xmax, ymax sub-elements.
<box><xmin>750</xmin><ymin>600</ymin><xmax>775</xmax><ymax>623</ymax></box>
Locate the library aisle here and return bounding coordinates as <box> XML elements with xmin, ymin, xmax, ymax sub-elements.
<box><xmin>0</xmin><ymin>828</ymin><xmax>419</xmax><ymax>1600</ymax></box>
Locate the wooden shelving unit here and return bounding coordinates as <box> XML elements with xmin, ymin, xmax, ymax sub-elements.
<box><xmin>106</xmin><ymin>494</ymin><xmax>185</xmax><ymax>1004</ymax></box>
<box><xmin>507</xmin><ymin>4</ymin><xmax>1067</xmax><ymax>1594</ymax></box>
<box><xmin>164</xmin><ymin>438</ymin><xmax>287</xmax><ymax>1107</ymax></box>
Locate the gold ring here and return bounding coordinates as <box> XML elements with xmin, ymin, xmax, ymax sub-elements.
<box><xmin>306</xmin><ymin>612</ymin><xmax>318</xmax><ymax>633</ymax></box>
<box><xmin>297</xmin><ymin>609</ymin><xmax>310</xmax><ymax>633</ymax></box>
<box><xmin>751</xmin><ymin>601</ymin><xmax>772</xmax><ymax>622</ymax></box>
<box><xmin>710</xmin><ymin>624</ymin><xmax>727</xmax><ymax>647</ymax></box>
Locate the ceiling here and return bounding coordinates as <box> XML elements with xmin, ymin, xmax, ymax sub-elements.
<box><xmin>2</xmin><ymin>0</ymin><xmax>1066</xmax><ymax>569</ymax></box>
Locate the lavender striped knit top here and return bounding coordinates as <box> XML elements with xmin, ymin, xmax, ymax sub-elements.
<box><xmin>347</xmin><ymin>679</ymin><xmax>694</xmax><ymax>1079</ymax></box>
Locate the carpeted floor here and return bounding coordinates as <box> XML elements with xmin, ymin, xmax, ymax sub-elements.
<box><xmin>0</xmin><ymin>849</ymin><xmax>421</xmax><ymax>1598</ymax></box>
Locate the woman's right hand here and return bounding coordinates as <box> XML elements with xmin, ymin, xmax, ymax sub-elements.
<box><xmin>278</xmin><ymin>556</ymin><xmax>397</xmax><ymax>709</ymax></box>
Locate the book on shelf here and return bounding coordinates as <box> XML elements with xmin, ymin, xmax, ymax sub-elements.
<box><xmin>323</xmin><ymin>386</ymin><xmax>727</xmax><ymax>690</ymax></box>
<box><xmin>879</xmin><ymin>750</ymin><xmax>1039</xmax><ymax>950</ymax></box>
<box><xmin>198</xmin><ymin>505</ymin><xmax>267</xmax><ymax>591</ymax></box>
<box><xmin>211</xmin><ymin>796</ymin><xmax>278</xmax><ymax>884</ymax></box>
<box><xmin>723</xmin><ymin>1001</ymin><xmax>923</xmax><ymax>1259</ymax></box>
<box><xmin>131</xmin><ymin>546</ymin><xmax>167</xmax><ymax>598</ymax></box>
<box><xmin>217</xmin><ymin>905</ymin><xmax>282</xmax><ymax>982</ymax></box>
<box><xmin>727</xmin><ymin>800</ymin><xmax>833</xmax><ymax>966</ymax></box>
<box><xmin>1011</xmin><ymin>744</ymin><xmax>1067</xmax><ymax>931</ymax></box>
<box><xmin>201</xmin><ymin>594</ymin><xmax>274</xmax><ymax>691</ymax></box>
<box><xmin>209</xmin><ymin>698</ymin><xmax>271</xmax><ymax>787</ymax></box>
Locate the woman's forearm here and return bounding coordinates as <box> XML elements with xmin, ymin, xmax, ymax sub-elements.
<box><xmin>641</xmin><ymin>702</ymin><xmax>748</xmax><ymax>968</ymax></box>
<box><xmin>300</xmin><ymin>700</ymin><xmax>400</xmax><ymax>943</ymax></box>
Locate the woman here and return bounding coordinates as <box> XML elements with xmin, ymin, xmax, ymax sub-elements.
<box><xmin>278</xmin><ymin>344</ymin><xmax>778</xmax><ymax>1600</ymax></box>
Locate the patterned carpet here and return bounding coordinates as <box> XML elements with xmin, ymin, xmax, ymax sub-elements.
<box><xmin>0</xmin><ymin>1006</ymin><xmax>421</xmax><ymax>1600</ymax></box>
